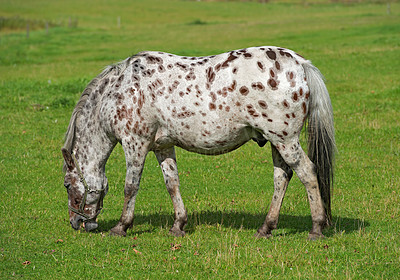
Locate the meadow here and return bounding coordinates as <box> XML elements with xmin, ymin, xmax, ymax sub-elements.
<box><xmin>0</xmin><ymin>0</ymin><xmax>399</xmax><ymax>278</ymax></box>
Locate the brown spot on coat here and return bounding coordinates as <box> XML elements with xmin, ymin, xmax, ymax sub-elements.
<box><xmin>258</xmin><ymin>100</ymin><xmax>268</xmax><ymax>109</ymax></box>
<box><xmin>292</xmin><ymin>91</ymin><xmax>298</xmax><ymax>102</ymax></box>
<box><xmin>210</xmin><ymin>92</ymin><xmax>217</xmax><ymax>103</ymax></box>
<box><xmin>283</xmin><ymin>100</ymin><xmax>290</xmax><ymax>108</ymax></box>
<box><xmin>243</xmin><ymin>52</ymin><xmax>252</xmax><ymax>59</ymax></box>
<box><xmin>206</xmin><ymin>67</ymin><xmax>216</xmax><ymax>84</ymax></box>
<box><xmin>279</xmin><ymin>50</ymin><xmax>293</xmax><ymax>58</ymax></box>
<box><xmin>247</xmin><ymin>105</ymin><xmax>259</xmax><ymax>117</ymax></box>
<box><xmin>228</xmin><ymin>80</ymin><xmax>237</xmax><ymax>92</ymax></box>
<box><xmin>252</xmin><ymin>82</ymin><xmax>265</xmax><ymax>91</ymax></box>
<box><xmin>286</xmin><ymin>71</ymin><xmax>296</xmax><ymax>87</ymax></box>
<box><xmin>257</xmin><ymin>61</ymin><xmax>265</xmax><ymax>72</ymax></box>
<box><xmin>177</xmin><ymin>111</ymin><xmax>195</xmax><ymax>119</ymax></box>
<box><xmin>270</xmin><ymin>69</ymin><xmax>276</xmax><ymax>78</ymax></box>
<box><xmin>266</xmin><ymin>50</ymin><xmax>276</xmax><ymax>60</ymax></box>
<box><xmin>146</xmin><ymin>55</ymin><xmax>163</xmax><ymax>64</ymax></box>
<box><xmin>221</xmin><ymin>53</ymin><xmax>239</xmax><ymax>68</ymax></box>
<box><xmin>275</xmin><ymin>61</ymin><xmax>281</xmax><ymax>71</ymax></box>
<box><xmin>302</xmin><ymin>102</ymin><xmax>307</xmax><ymax>114</ymax></box>
<box><xmin>142</xmin><ymin>69</ymin><xmax>156</xmax><ymax>77</ymax></box>
<box><xmin>268</xmin><ymin>79</ymin><xmax>278</xmax><ymax>90</ymax></box>
<box><xmin>158</xmin><ymin>65</ymin><xmax>165</xmax><ymax>72</ymax></box>
<box><xmin>239</xmin><ymin>86</ymin><xmax>249</xmax><ymax>96</ymax></box>
<box><xmin>175</xmin><ymin>62</ymin><xmax>189</xmax><ymax>71</ymax></box>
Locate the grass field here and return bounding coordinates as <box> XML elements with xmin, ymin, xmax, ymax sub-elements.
<box><xmin>1</xmin><ymin>0</ymin><xmax>399</xmax><ymax>278</ymax></box>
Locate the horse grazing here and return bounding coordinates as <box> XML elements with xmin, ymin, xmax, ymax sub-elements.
<box><xmin>62</xmin><ymin>46</ymin><xmax>336</xmax><ymax>239</ymax></box>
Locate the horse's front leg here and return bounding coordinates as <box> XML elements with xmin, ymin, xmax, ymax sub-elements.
<box><xmin>155</xmin><ymin>147</ymin><xmax>187</xmax><ymax>237</ymax></box>
<box><xmin>256</xmin><ymin>144</ymin><xmax>293</xmax><ymax>238</ymax></box>
<box><xmin>110</xmin><ymin>139</ymin><xmax>148</xmax><ymax>237</ymax></box>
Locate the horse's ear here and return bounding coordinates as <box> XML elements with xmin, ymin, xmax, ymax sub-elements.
<box><xmin>62</xmin><ymin>148</ymin><xmax>75</xmax><ymax>171</ymax></box>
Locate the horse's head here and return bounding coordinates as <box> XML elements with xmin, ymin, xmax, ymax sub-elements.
<box><xmin>61</xmin><ymin>148</ymin><xmax>108</xmax><ymax>231</ymax></box>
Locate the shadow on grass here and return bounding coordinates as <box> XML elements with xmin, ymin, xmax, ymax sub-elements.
<box><xmin>99</xmin><ymin>210</ymin><xmax>368</xmax><ymax>237</ymax></box>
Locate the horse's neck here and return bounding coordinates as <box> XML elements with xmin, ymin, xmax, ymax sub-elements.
<box><xmin>72</xmin><ymin>113</ymin><xmax>114</xmax><ymax>175</ymax></box>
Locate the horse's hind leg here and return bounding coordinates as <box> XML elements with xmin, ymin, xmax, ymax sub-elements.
<box><xmin>256</xmin><ymin>144</ymin><xmax>293</xmax><ymax>238</ymax></box>
<box><xmin>275</xmin><ymin>140</ymin><xmax>326</xmax><ymax>240</ymax></box>
<box><xmin>155</xmin><ymin>147</ymin><xmax>187</xmax><ymax>237</ymax></box>
<box><xmin>110</xmin><ymin>137</ymin><xmax>149</xmax><ymax>237</ymax></box>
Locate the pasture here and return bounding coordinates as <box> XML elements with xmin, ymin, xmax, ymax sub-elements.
<box><xmin>0</xmin><ymin>0</ymin><xmax>399</xmax><ymax>278</ymax></box>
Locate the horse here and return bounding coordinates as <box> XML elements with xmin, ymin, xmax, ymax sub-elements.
<box><xmin>61</xmin><ymin>46</ymin><xmax>336</xmax><ymax>239</ymax></box>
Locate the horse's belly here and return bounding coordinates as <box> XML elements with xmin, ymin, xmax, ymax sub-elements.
<box><xmin>178</xmin><ymin>130</ymin><xmax>250</xmax><ymax>155</ymax></box>
<box><xmin>153</xmin><ymin>122</ymin><xmax>252</xmax><ymax>155</ymax></box>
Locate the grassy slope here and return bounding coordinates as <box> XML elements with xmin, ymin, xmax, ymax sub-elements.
<box><xmin>0</xmin><ymin>0</ymin><xmax>399</xmax><ymax>278</ymax></box>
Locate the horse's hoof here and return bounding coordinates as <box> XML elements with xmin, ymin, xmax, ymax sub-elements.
<box><xmin>169</xmin><ymin>227</ymin><xmax>185</xmax><ymax>237</ymax></box>
<box><xmin>109</xmin><ymin>227</ymin><xmax>127</xmax><ymax>237</ymax></box>
<box><xmin>308</xmin><ymin>232</ymin><xmax>325</xmax><ymax>240</ymax></box>
<box><xmin>254</xmin><ymin>232</ymin><xmax>273</xmax><ymax>239</ymax></box>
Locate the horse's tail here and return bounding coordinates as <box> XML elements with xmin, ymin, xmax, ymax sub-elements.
<box><xmin>302</xmin><ymin>62</ymin><xmax>336</xmax><ymax>226</ymax></box>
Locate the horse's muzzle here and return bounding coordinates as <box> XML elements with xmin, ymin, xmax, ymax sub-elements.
<box><xmin>70</xmin><ymin>216</ymin><xmax>83</xmax><ymax>230</ymax></box>
<box><xmin>84</xmin><ymin>220</ymin><xmax>98</xmax><ymax>232</ymax></box>
<box><xmin>70</xmin><ymin>215</ymin><xmax>98</xmax><ymax>231</ymax></box>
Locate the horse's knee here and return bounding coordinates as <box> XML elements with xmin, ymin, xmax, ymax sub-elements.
<box><xmin>160</xmin><ymin>158</ymin><xmax>179</xmax><ymax>178</ymax></box>
<box><xmin>274</xmin><ymin>166</ymin><xmax>293</xmax><ymax>182</ymax></box>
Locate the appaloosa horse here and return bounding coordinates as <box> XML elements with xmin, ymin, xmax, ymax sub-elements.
<box><xmin>62</xmin><ymin>46</ymin><xmax>336</xmax><ymax>239</ymax></box>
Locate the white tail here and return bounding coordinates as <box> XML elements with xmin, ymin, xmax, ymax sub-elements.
<box><xmin>303</xmin><ymin>62</ymin><xmax>336</xmax><ymax>225</ymax></box>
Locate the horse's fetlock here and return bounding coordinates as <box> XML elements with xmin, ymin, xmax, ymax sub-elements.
<box><xmin>308</xmin><ymin>232</ymin><xmax>325</xmax><ymax>240</ymax></box>
<box><xmin>266</xmin><ymin>220</ymin><xmax>278</xmax><ymax>230</ymax></box>
<box><xmin>169</xmin><ymin>226</ymin><xmax>186</xmax><ymax>237</ymax></box>
<box><xmin>255</xmin><ymin>226</ymin><xmax>273</xmax><ymax>238</ymax></box>
<box><xmin>110</xmin><ymin>225</ymin><xmax>127</xmax><ymax>237</ymax></box>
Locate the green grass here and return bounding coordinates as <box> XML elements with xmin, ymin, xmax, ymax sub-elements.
<box><xmin>1</xmin><ymin>0</ymin><xmax>399</xmax><ymax>278</ymax></box>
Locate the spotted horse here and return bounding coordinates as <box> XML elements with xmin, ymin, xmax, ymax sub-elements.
<box><xmin>62</xmin><ymin>46</ymin><xmax>336</xmax><ymax>240</ymax></box>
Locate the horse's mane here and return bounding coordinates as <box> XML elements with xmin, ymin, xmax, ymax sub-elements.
<box><xmin>62</xmin><ymin>57</ymin><xmax>133</xmax><ymax>170</ymax></box>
